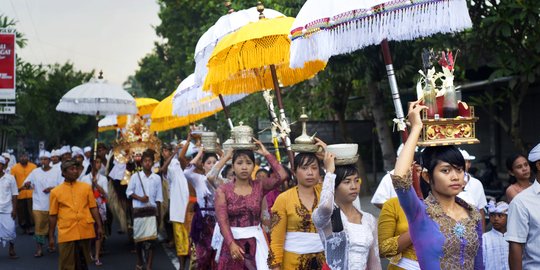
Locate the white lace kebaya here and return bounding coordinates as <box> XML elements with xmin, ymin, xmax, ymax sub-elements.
<box><xmin>312</xmin><ymin>172</ymin><xmax>381</xmax><ymax>270</ymax></box>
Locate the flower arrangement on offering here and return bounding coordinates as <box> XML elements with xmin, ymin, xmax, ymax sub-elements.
<box><xmin>416</xmin><ymin>48</ymin><xmax>479</xmax><ymax>147</ymax></box>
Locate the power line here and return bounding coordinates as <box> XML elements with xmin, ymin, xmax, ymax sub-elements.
<box><xmin>23</xmin><ymin>0</ymin><xmax>50</xmax><ymax>64</ymax></box>
<box><xmin>8</xmin><ymin>0</ymin><xmax>42</xmax><ymax>64</ymax></box>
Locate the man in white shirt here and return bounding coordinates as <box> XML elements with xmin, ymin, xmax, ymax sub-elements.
<box><xmin>0</xmin><ymin>156</ymin><xmax>19</xmax><ymax>259</ymax></box>
<box><xmin>506</xmin><ymin>143</ymin><xmax>540</xmax><ymax>270</ymax></box>
<box><xmin>126</xmin><ymin>150</ymin><xmax>163</xmax><ymax>270</ymax></box>
<box><xmin>22</xmin><ymin>150</ymin><xmax>63</xmax><ymax>257</ymax></box>
<box><xmin>457</xmin><ymin>149</ymin><xmax>487</xmax><ymax>231</ymax></box>
<box><xmin>160</xmin><ymin>143</ymin><xmax>190</xmax><ymax>268</ymax></box>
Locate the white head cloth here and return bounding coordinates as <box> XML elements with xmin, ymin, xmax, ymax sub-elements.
<box><xmin>459</xmin><ymin>149</ymin><xmax>476</xmax><ymax>160</ymax></box>
<box><xmin>528</xmin><ymin>143</ymin><xmax>540</xmax><ymax>162</ymax></box>
<box><xmin>51</xmin><ymin>150</ymin><xmax>59</xmax><ymax>157</ymax></box>
<box><xmin>39</xmin><ymin>151</ymin><xmax>51</xmax><ymax>159</ymax></box>
<box><xmin>1</xmin><ymin>153</ymin><xmax>10</xmax><ymax>159</ymax></box>
<box><xmin>487</xmin><ymin>199</ymin><xmax>509</xmax><ymax>214</ymax></box>
<box><xmin>0</xmin><ymin>156</ymin><xmax>5</xmax><ymax>165</ymax></box>
<box><xmin>59</xmin><ymin>145</ymin><xmax>71</xmax><ymax>155</ymax></box>
<box><xmin>71</xmin><ymin>146</ymin><xmax>84</xmax><ymax>157</ymax></box>
<box><xmin>396</xmin><ymin>143</ymin><xmax>419</xmax><ymax>156</ymax></box>
<box><xmin>83</xmin><ymin>146</ymin><xmax>91</xmax><ymax>153</ymax></box>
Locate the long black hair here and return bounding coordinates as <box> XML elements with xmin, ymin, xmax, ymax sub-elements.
<box><xmin>420</xmin><ymin>146</ymin><xmax>465</xmax><ymax>185</ymax></box>
<box><xmin>506</xmin><ymin>153</ymin><xmax>529</xmax><ymax>185</ymax></box>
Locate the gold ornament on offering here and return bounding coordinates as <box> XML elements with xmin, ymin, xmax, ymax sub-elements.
<box><xmin>112</xmin><ymin>115</ymin><xmax>162</xmax><ymax>185</ymax></box>
<box><xmin>291</xmin><ymin>107</ymin><xmax>319</xmax><ymax>153</ymax></box>
<box><xmin>417</xmin><ymin>106</ymin><xmax>479</xmax><ymax>147</ymax></box>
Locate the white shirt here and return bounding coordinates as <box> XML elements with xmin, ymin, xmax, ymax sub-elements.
<box><xmin>371</xmin><ymin>171</ymin><xmax>397</xmax><ymax>206</ymax></box>
<box><xmin>23</xmin><ymin>167</ymin><xmax>63</xmax><ymax>211</ymax></box>
<box><xmin>483</xmin><ymin>229</ymin><xmax>509</xmax><ymax>270</ymax></box>
<box><xmin>184</xmin><ymin>164</ymin><xmax>214</xmax><ymax>216</ymax></box>
<box><xmin>166</xmin><ymin>159</ymin><xmax>189</xmax><ymax>223</ymax></box>
<box><xmin>126</xmin><ymin>171</ymin><xmax>163</xmax><ymax>208</ymax></box>
<box><xmin>346</xmin><ymin>219</ymin><xmax>378</xmax><ymax>270</ymax></box>
<box><xmin>80</xmin><ymin>173</ymin><xmax>109</xmax><ymax>196</ymax></box>
<box><xmin>505</xmin><ymin>179</ymin><xmax>540</xmax><ymax>270</ymax></box>
<box><xmin>0</xmin><ymin>174</ymin><xmax>18</xmax><ymax>213</ymax></box>
<box><xmin>457</xmin><ymin>174</ymin><xmax>487</xmax><ymax>210</ymax></box>
<box><xmin>109</xmin><ymin>161</ymin><xmax>126</xmax><ymax>180</ymax></box>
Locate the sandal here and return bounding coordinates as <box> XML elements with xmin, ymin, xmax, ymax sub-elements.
<box><xmin>95</xmin><ymin>259</ymin><xmax>103</xmax><ymax>266</ymax></box>
<box><xmin>135</xmin><ymin>265</ymin><xmax>144</xmax><ymax>270</ymax></box>
<box><xmin>48</xmin><ymin>247</ymin><xmax>56</xmax><ymax>253</ymax></box>
<box><xmin>34</xmin><ymin>251</ymin><xmax>43</xmax><ymax>258</ymax></box>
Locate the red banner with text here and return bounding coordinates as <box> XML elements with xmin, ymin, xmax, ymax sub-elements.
<box><xmin>0</xmin><ymin>32</ymin><xmax>16</xmax><ymax>99</ymax></box>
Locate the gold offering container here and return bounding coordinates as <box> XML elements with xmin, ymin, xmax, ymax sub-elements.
<box><xmin>417</xmin><ymin>106</ymin><xmax>480</xmax><ymax>147</ymax></box>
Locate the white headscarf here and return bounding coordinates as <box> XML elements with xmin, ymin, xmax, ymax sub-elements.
<box><xmin>487</xmin><ymin>199</ymin><xmax>509</xmax><ymax>214</ymax></box>
<box><xmin>528</xmin><ymin>143</ymin><xmax>540</xmax><ymax>162</ymax></box>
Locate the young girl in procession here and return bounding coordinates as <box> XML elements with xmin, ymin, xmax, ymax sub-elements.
<box><xmin>313</xmin><ymin>147</ymin><xmax>381</xmax><ymax>270</ymax></box>
<box><xmin>392</xmin><ymin>100</ymin><xmax>483</xmax><ymax>269</ymax></box>
<box><xmin>214</xmin><ymin>138</ymin><xmax>288</xmax><ymax>270</ymax></box>
<box><xmin>504</xmin><ymin>153</ymin><xmax>532</xmax><ymax>202</ymax></box>
<box><xmin>80</xmin><ymin>156</ymin><xmax>108</xmax><ymax>266</ymax></box>
<box><xmin>183</xmin><ymin>145</ymin><xmax>221</xmax><ymax>269</ymax></box>
<box><xmin>268</xmin><ymin>149</ymin><xmax>326</xmax><ymax>269</ymax></box>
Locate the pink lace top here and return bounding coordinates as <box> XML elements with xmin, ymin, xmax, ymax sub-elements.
<box><xmin>215</xmin><ymin>153</ymin><xmax>286</xmax><ymax>247</ymax></box>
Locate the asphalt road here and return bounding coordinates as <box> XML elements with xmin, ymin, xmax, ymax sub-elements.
<box><xmin>0</xmin><ymin>221</ymin><xmax>176</xmax><ymax>270</ymax></box>
<box><xmin>0</xmin><ymin>195</ymin><xmax>386</xmax><ymax>270</ymax></box>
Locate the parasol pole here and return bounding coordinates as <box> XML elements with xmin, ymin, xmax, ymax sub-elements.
<box><xmin>94</xmin><ymin>111</ymin><xmax>100</xmax><ymax>160</ymax></box>
<box><xmin>380</xmin><ymin>39</ymin><xmax>422</xmax><ymax>198</ymax></box>
<box><xmin>262</xmin><ymin>90</ymin><xmax>282</xmax><ymax>162</ymax></box>
<box><xmin>218</xmin><ymin>94</ymin><xmax>234</xmax><ymax>130</ymax></box>
<box><xmin>269</xmin><ymin>64</ymin><xmax>294</xmax><ymax>170</ymax></box>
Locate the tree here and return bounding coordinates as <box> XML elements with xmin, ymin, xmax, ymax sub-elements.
<box><xmin>463</xmin><ymin>0</ymin><xmax>540</xmax><ymax>153</ymax></box>
<box><xmin>11</xmin><ymin>62</ymin><xmax>95</xmax><ymax>149</ymax></box>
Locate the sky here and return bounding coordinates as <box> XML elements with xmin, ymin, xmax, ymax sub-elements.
<box><xmin>1</xmin><ymin>0</ymin><xmax>161</xmax><ymax>85</ymax></box>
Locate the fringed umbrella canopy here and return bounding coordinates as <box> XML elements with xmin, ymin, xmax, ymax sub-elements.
<box><xmin>56</xmin><ymin>77</ymin><xmax>137</xmax><ymax>115</ymax></box>
<box><xmin>194</xmin><ymin>6</ymin><xmax>284</xmax><ymax>86</ymax></box>
<box><xmin>203</xmin><ymin>16</ymin><xmax>326</xmax><ymax>95</ymax></box>
<box><xmin>289</xmin><ymin>0</ymin><xmax>472</xmax><ymax>68</ymax></box>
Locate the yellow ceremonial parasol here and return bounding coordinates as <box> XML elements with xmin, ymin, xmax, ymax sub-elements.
<box><xmin>117</xmin><ymin>97</ymin><xmax>159</xmax><ymax>127</ymax></box>
<box><xmin>203</xmin><ymin>15</ymin><xmax>326</xmax><ymax>95</ymax></box>
<box><xmin>150</xmin><ymin>94</ymin><xmax>221</xmax><ymax>132</ymax></box>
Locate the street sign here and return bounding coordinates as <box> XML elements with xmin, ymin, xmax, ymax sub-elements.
<box><xmin>0</xmin><ymin>29</ymin><xmax>16</xmax><ymax>100</ymax></box>
<box><xmin>0</xmin><ymin>105</ymin><xmax>15</xmax><ymax>114</ymax></box>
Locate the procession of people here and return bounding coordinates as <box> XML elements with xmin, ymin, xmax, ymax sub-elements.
<box><xmin>2</xmin><ymin>0</ymin><xmax>540</xmax><ymax>270</ymax></box>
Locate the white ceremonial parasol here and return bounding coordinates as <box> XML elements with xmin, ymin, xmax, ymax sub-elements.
<box><xmin>56</xmin><ymin>72</ymin><xmax>137</xmax><ymax>157</ymax></box>
<box><xmin>290</xmin><ymin>0</ymin><xmax>472</xmax><ymax>139</ymax></box>
<box><xmin>172</xmin><ymin>74</ymin><xmax>246</xmax><ymax>129</ymax></box>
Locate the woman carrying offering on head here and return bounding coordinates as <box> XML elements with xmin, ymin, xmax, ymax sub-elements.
<box><xmin>183</xmin><ymin>143</ymin><xmax>222</xmax><ymax>270</ymax></box>
<box><xmin>312</xmin><ymin>145</ymin><xmax>381</xmax><ymax>270</ymax></box>
<box><xmin>214</xmin><ymin>138</ymin><xmax>288</xmax><ymax>270</ymax></box>
<box><xmin>268</xmin><ymin>139</ymin><xmax>327</xmax><ymax>270</ymax></box>
<box><xmin>392</xmin><ymin>100</ymin><xmax>484</xmax><ymax>269</ymax></box>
